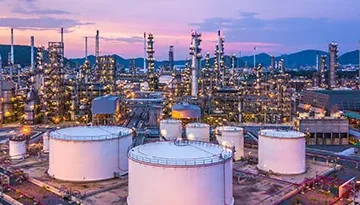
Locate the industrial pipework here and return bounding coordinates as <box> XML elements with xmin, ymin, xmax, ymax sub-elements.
<box><xmin>189</xmin><ymin>31</ymin><xmax>202</xmax><ymax>98</ymax></box>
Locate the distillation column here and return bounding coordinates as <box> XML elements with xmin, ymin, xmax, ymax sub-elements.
<box><xmin>189</xmin><ymin>31</ymin><xmax>202</xmax><ymax>98</ymax></box>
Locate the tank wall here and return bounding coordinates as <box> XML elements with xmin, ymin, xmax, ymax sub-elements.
<box><xmin>186</xmin><ymin>126</ymin><xmax>210</xmax><ymax>142</ymax></box>
<box><xmin>127</xmin><ymin>159</ymin><xmax>233</xmax><ymax>205</ymax></box>
<box><xmin>9</xmin><ymin>140</ymin><xmax>26</xmax><ymax>160</ymax></box>
<box><xmin>160</xmin><ymin>122</ymin><xmax>182</xmax><ymax>140</ymax></box>
<box><xmin>218</xmin><ymin>130</ymin><xmax>244</xmax><ymax>160</ymax></box>
<box><xmin>43</xmin><ymin>134</ymin><xmax>49</xmax><ymax>153</ymax></box>
<box><xmin>258</xmin><ymin>136</ymin><xmax>305</xmax><ymax>174</ymax></box>
<box><xmin>48</xmin><ymin>135</ymin><xmax>132</xmax><ymax>181</ymax></box>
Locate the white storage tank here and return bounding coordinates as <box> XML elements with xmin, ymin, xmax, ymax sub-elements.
<box><xmin>48</xmin><ymin>126</ymin><xmax>133</xmax><ymax>182</ymax></box>
<box><xmin>159</xmin><ymin>119</ymin><xmax>182</xmax><ymax>140</ymax></box>
<box><xmin>127</xmin><ymin>140</ymin><xmax>234</xmax><ymax>205</ymax></box>
<box><xmin>186</xmin><ymin>123</ymin><xmax>210</xmax><ymax>142</ymax></box>
<box><xmin>9</xmin><ymin>136</ymin><xmax>27</xmax><ymax>160</ymax></box>
<box><xmin>42</xmin><ymin>131</ymin><xmax>49</xmax><ymax>153</ymax></box>
<box><xmin>217</xmin><ymin>126</ymin><xmax>244</xmax><ymax>161</ymax></box>
<box><xmin>258</xmin><ymin>129</ymin><xmax>306</xmax><ymax>175</ymax></box>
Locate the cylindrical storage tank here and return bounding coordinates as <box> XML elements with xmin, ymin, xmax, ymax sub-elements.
<box><xmin>258</xmin><ymin>129</ymin><xmax>306</xmax><ymax>175</ymax></box>
<box><xmin>48</xmin><ymin>126</ymin><xmax>133</xmax><ymax>182</ymax></box>
<box><xmin>159</xmin><ymin>119</ymin><xmax>182</xmax><ymax>140</ymax></box>
<box><xmin>127</xmin><ymin>141</ymin><xmax>234</xmax><ymax>205</ymax></box>
<box><xmin>9</xmin><ymin>137</ymin><xmax>27</xmax><ymax>160</ymax></box>
<box><xmin>42</xmin><ymin>131</ymin><xmax>49</xmax><ymax>153</ymax></box>
<box><xmin>217</xmin><ymin>126</ymin><xmax>244</xmax><ymax>161</ymax></box>
<box><xmin>186</xmin><ymin>123</ymin><xmax>210</xmax><ymax>142</ymax></box>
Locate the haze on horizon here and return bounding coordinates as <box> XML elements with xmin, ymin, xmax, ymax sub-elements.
<box><xmin>0</xmin><ymin>0</ymin><xmax>359</xmax><ymax>60</ymax></box>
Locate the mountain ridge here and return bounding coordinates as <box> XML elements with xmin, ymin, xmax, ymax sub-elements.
<box><xmin>0</xmin><ymin>45</ymin><xmax>359</xmax><ymax>68</ymax></box>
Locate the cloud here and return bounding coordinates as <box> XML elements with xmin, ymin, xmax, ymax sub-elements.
<box><xmin>13</xmin><ymin>7</ymin><xmax>71</xmax><ymax>15</ymax></box>
<box><xmin>0</xmin><ymin>17</ymin><xmax>93</xmax><ymax>31</ymax></box>
<box><xmin>191</xmin><ymin>11</ymin><xmax>360</xmax><ymax>51</ymax></box>
<box><xmin>10</xmin><ymin>0</ymin><xmax>71</xmax><ymax>15</ymax></box>
<box><xmin>88</xmin><ymin>36</ymin><xmax>144</xmax><ymax>44</ymax></box>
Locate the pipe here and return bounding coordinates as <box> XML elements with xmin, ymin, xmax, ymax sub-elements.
<box><xmin>85</xmin><ymin>36</ymin><xmax>88</xmax><ymax>60</ymax></box>
<box><xmin>143</xmin><ymin>32</ymin><xmax>147</xmax><ymax>72</ymax></box>
<box><xmin>358</xmin><ymin>40</ymin><xmax>360</xmax><ymax>84</ymax></box>
<box><xmin>10</xmin><ymin>28</ymin><xmax>14</xmax><ymax>80</ymax></box>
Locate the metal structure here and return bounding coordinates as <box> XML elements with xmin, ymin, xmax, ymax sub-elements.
<box><xmin>143</xmin><ymin>32</ymin><xmax>147</xmax><ymax>72</ymax></box>
<box><xmin>23</xmin><ymin>87</ymin><xmax>40</xmax><ymax>124</ymax></box>
<box><xmin>214</xmin><ymin>30</ymin><xmax>225</xmax><ymax>87</ymax></box>
<box><xmin>217</xmin><ymin>126</ymin><xmax>244</xmax><ymax>160</ymax></box>
<box><xmin>48</xmin><ymin>126</ymin><xmax>133</xmax><ymax>181</ymax></box>
<box><xmin>30</xmin><ymin>36</ymin><xmax>35</xmax><ymax>84</ymax></box>
<box><xmin>127</xmin><ymin>141</ymin><xmax>234</xmax><ymax>205</ymax></box>
<box><xmin>258</xmin><ymin>129</ymin><xmax>306</xmax><ymax>174</ymax></box>
<box><xmin>319</xmin><ymin>55</ymin><xmax>327</xmax><ymax>88</ymax></box>
<box><xmin>159</xmin><ymin>119</ymin><xmax>182</xmax><ymax>140</ymax></box>
<box><xmin>185</xmin><ymin>123</ymin><xmax>210</xmax><ymax>141</ymax></box>
<box><xmin>130</xmin><ymin>59</ymin><xmax>136</xmax><ymax>75</ymax></box>
<box><xmin>168</xmin><ymin>45</ymin><xmax>174</xmax><ymax>71</ymax></box>
<box><xmin>189</xmin><ymin>31</ymin><xmax>202</xmax><ymax>97</ymax></box>
<box><xmin>43</xmin><ymin>42</ymin><xmax>64</xmax><ymax>124</ymax></box>
<box><xmin>270</xmin><ymin>55</ymin><xmax>275</xmax><ymax>72</ymax></box>
<box><xmin>146</xmin><ymin>33</ymin><xmax>157</xmax><ymax>91</ymax></box>
<box><xmin>96</xmin><ymin>56</ymin><xmax>116</xmax><ymax>95</ymax></box>
<box><xmin>328</xmin><ymin>42</ymin><xmax>338</xmax><ymax>89</ymax></box>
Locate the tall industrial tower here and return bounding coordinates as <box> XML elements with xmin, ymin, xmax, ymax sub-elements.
<box><xmin>10</xmin><ymin>28</ymin><xmax>14</xmax><ymax>80</ymax></box>
<box><xmin>43</xmin><ymin>42</ymin><xmax>64</xmax><ymax>123</ymax></box>
<box><xmin>231</xmin><ymin>54</ymin><xmax>236</xmax><ymax>82</ymax></box>
<box><xmin>147</xmin><ymin>33</ymin><xmax>157</xmax><ymax>91</ymax></box>
<box><xmin>168</xmin><ymin>46</ymin><xmax>174</xmax><ymax>71</ymax></box>
<box><xmin>189</xmin><ymin>31</ymin><xmax>202</xmax><ymax>98</ymax></box>
<box><xmin>328</xmin><ymin>42</ymin><xmax>338</xmax><ymax>89</ymax></box>
<box><xmin>217</xmin><ymin>31</ymin><xmax>225</xmax><ymax>87</ymax></box>
<box><xmin>95</xmin><ymin>30</ymin><xmax>100</xmax><ymax>78</ymax></box>
<box><xmin>270</xmin><ymin>55</ymin><xmax>275</xmax><ymax>73</ymax></box>
<box><xmin>97</xmin><ymin>56</ymin><xmax>116</xmax><ymax>95</ymax></box>
<box><xmin>30</xmin><ymin>36</ymin><xmax>35</xmax><ymax>85</ymax></box>
<box><xmin>130</xmin><ymin>59</ymin><xmax>136</xmax><ymax>75</ymax></box>
<box><xmin>279</xmin><ymin>59</ymin><xmax>285</xmax><ymax>73</ymax></box>
<box><xmin>319</xmin><ymin>55</ymin><xmax>327</xmax><ymax>88</ymax></box>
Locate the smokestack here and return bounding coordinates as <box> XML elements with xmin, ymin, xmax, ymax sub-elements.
<box><xmin>10</xmin><ymin>28</ymin><xmax>14</xmax><ymax>80</ymax></box>
<box><xmin>95</xmin><ymin>30</ymin><xmax>99</xmax><ymax>59</ymax></box>
<box><xmin>358</xmin><ymin>41</ymin><xmax>360</xmax><ymax>84</ymax></box>
<box><xmin>144</xmin><ymin>32</ymin><xmax>147</xmax><ymax>72</ymax></box>
<box><xmin>316</xmin><ymin>52</ymin><xmax>319</xmax><ymax>71</ymax></box>
<box><xmin>61</xmin><ymin>27</ymin><xmax>64</xmax><ymax>59</ymax></box>
<box><xmin>217</xmin><ymin>30</ymin><xmax>222</xmax><ymax>86</ymax></box>
<box><xmin>31</xmin><ymin>36</ymin><xmax>34</xmax><ymax>72</ymax></box>
<box><xmin>253</xmin><ymin>47</ymin><xmax>256</xmax><ymax>68</ymax></box>
<box><xmin>85</xmin><ymin>36</ymin><xmax>88</xmax><ymax>60</ymax></box>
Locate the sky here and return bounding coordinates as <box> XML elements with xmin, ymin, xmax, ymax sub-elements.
<box><xmin>0</xmin><ymin>0</ymin><xmax>359</xmax><ymax>60</ymax></box>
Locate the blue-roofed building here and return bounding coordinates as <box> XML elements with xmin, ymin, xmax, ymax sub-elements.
<box><xmin>92</xmin><ymin>95</ymin><xmax>120</xmax><ymax>125</ymax></box>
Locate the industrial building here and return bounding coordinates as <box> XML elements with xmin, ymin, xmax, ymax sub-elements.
<box><xmin>299</xmin><ymin>117</ymin><xmax>349</xmax><ymax>145</ymax></box>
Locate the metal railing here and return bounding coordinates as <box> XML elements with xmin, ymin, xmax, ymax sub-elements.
<box><xmin>128</xmin><ymin>141</ymin><xmax>233</xmax><ymax>166</ymax></box>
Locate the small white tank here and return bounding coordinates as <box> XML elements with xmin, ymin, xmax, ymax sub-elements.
<box><xmin>9</xmin><ymin>138</ymin><xmax>27</xmax><ymax>160</ymax></box>
<box><xmin>43</xmin><ymin>131</ymin><xmax>49</xmax><ymax>153</ymax></box>
<box><xmin>186</xmin><ymin>123</ymin><xmax>210</xmax><ymax>142</ymax></box>
<box><xmin>160</xmin><ymin>119</ymin><xmax>182</xmax><ymax>140</ymax></box>
<box><xmin>217</xmin><ymin>126</ymin><xmax>244</xmax><ymax>161</ymax></box>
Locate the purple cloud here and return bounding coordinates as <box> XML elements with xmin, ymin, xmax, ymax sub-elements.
<box><xmin>0</xmin><ymin>17</ymin><xmax>93</xmax><ymax>31</ymax></box>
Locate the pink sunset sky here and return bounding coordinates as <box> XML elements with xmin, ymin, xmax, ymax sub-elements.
<box><xmin>0</xmin><ymin>0</ymin><xmax>359</xmax><ymax>59</ymax></box>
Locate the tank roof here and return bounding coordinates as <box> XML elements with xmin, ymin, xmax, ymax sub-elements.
<box><xmin>186</xmin><ymin>123</ymin><xmax>210</xmax><ymax>128</ymax></box>
<box><xmin>50</xmin><ymin>126</ymin><xmax>132</xmax><ymax>141</ymax></box>
<box><xmin>218</xmin><ymin>126</ymin><xmax>243</xmax><ymax>132</ymax></box>
<box><xmin>128</xmin><ymin>141</ymin><xmax>232</xmax><ymax>167</ymax></box>
<box><xmin>259</xmin><ymin>129</ymin><xmax>305</xmax><ymax>139</ymax></box>
<box><xmin>160</xmin><ymin>119</ymin><xmax>182</xmax><ymax>124</ymax></box>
